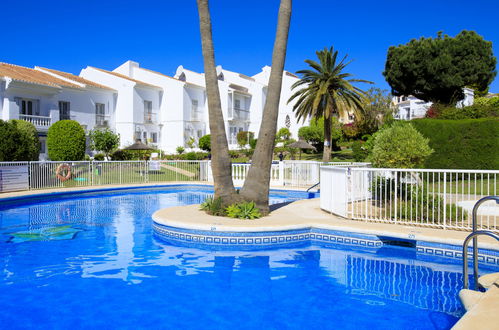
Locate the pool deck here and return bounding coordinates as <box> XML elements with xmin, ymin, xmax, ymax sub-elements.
<box><xmin>153</xmin><ymin>198</ymin><xmax>499</xmax><ymax>249</ymax></box>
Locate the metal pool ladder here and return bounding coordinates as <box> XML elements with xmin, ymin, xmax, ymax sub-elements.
<box><xmin>462</xmin><ymin>196</ymin><xmax>499</xmax><ymax>290</ymax></box>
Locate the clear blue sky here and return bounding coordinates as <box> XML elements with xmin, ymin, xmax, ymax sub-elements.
<box><xmin>2</xmin><ymin>0</ymin><xmax>498</xmax><ymax>92</ymax></box>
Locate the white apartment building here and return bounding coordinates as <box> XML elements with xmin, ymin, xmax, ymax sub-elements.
<box><xmin>0</xmin><ymin>63</ymin><xmax>116</xmax><ymax>160</ymax></box>
<box><xmin>392</xmin><ymin>88</ymin><xmax>475</xmax><ymax>120</ymax></box>
<box><xmin>1</xmin><ymin>60</ymin><xmax>309</xmax><ymax>158</ymax></box>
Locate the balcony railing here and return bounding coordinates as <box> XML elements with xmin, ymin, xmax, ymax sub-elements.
<box><xmin>190</xmin><ymin>111</ymin><xmax>202</xmax><ymax>122</ymax></box>
<box><xmin>96</xmin><ymin>115</ymin><xmax>110</xmax><ymax>128</ymax></box>
<box><xmin>232</xmin><ymin>108</ymin><xmax>250</xmax><ymax>121</ymax></box>
<box><xmin>19</xmin><ymin>114</ymin><xmax>52</xmax><ymax>130</ymax></box>
<box><xmin>144</xmin><ymin>112</ymin><xmax>157</xmax><ymax>124</ymax></box>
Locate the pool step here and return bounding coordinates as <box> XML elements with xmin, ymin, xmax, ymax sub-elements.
<box><xmin>477</xmin><ymin>272</ymin><xmax>499</xmax><ymax>289</ymax></box>
<box><xmin>458</xmin><ymin>272</ymin><xmax>499</xmax><ymax>312</ymax></box>
<box><xmin>458</xmin><ymin>289</ymin><xmax>483</xmax><ymax>311</ymax></box>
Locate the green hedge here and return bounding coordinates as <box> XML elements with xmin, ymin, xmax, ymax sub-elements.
<box><xmin>0</xmin><ymin>120</ymin><xmax>39</xmax><ymax>161</ymax></box>
<box><xmin>411</xmin><ymin>118</ymin><xmax>499</xmax><ymax>169</ymax></box>
<box><xmin>47</xmin><ymin>120</ymin><xmax>86</xmax><ymax>161</ymax></box>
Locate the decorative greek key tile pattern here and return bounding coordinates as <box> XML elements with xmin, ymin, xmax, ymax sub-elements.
<box><xmin>153</xmin><ymin>222</ymin><xmax>499</xmax><ymax>265</ymax></box>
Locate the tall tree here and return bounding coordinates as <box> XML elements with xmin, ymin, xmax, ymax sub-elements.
<box><xmin>196</xmin><ymin>0</ymin><xmax>240</xmax><ymax>204</ymax></box>
<box><xmin>239</xmin><ymin>0</ymin><xmax>292</xmax><ymax>214</ymax></box>
<box><xmin>289</xmin><ymin>47</ymin><xmax>371</xmax><ymax>161</ymax></box>
<box><xmin>383</xmin><ymin>30</ymin><xmax>497</xmax><ymax>104</ymax></box>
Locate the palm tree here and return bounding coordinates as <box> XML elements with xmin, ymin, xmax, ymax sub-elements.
<box><xmin>196</xmin><ymin>0</ymin><xmax>240</xmax><ymax>204</ymax></box>
<box><xmin>239</xmin><ymin>0</ymin><xmax>292</xmax><ymax>214</ymax></box>
<box><xmin>289</xmin><ymin>47</ymin><xmax>372</xmax><ymax>162</ymax></box>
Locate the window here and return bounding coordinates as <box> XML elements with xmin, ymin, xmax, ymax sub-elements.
<box><xmin>152</xmin><ymin>132</ymin><xmax>158</xmax><ymax>143</ymax></box>
<box><xmin>59</xmin><ymin>101</ymin><xmax>70</xmax><ymax>120</ymax></box>
<box><xmin>95</xmin><ymin>103</ymin><xmax>107</xmax><ymax>126</ymax></box>
<box><xmin>197</xmin><ymin>130</ymin><xmax>203</xmax><ymax>138</ymax></box>
<box><xmin>191</xmin><ymin>100</ymin><xmax>198</xmax><ymax>112</ymax></box>
<box><xmin>15</xmin><ymin>97</ymin><xmax>40</xmax><ymax>116</ymax></box>
<box><xmin>234</xmin><ymin>99</ymin><xmax>241</xmax><ymax>109</ymax></box>
<box><xmin>144</xmin><ymin>100</ymin><xmax>152</xmax><ymax>114</ymax></box>
<box><xmin>143</xmin><ymin>132</ymin><xmax>147</xmax><ymax>143</ymax></box>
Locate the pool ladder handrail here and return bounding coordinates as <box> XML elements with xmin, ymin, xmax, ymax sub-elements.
<box><xmin>462</xmin><ymin>195</ymin><xmax>499</xmax><ymax>290</ymax></box>
<box><xmin>306</xmin><ymin>182</ymin><xmax>320</xmax><ymax>192</ymax></box>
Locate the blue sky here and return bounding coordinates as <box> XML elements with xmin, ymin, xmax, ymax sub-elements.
<box><xmin>2</xmin><ymin>0</ymin><xmax>498</xmax><ymax>92</ymax></box>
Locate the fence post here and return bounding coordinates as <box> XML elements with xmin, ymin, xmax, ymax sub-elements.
<box><xmin>443</xmin><ymin>171</ymin><xmax>447</xmax><ymax>229</ymax></box>
<box><xmin>279</xmin><ymin>161</ymin><xmax>284</xmax><ymax>186</ymax></box>
<box><xmin>144</xmin><ymin>161</ymin><xmax>148</xmax><ymax>183</ymax></box>
<box><xmin>394</xmin><ymin>170</ymin><xmax>398</xmax><ymax>223</ymax></box>
<box><xmin>90</xmin><ymin>161</ymin><xmax>93</xmax><ymax>187</ymax></box>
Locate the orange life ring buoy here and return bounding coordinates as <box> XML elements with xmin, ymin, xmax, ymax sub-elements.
<box><xmin>55</xmin><ymin>164</ymin><xmax>72</xmax><ymax>182</ymax></box>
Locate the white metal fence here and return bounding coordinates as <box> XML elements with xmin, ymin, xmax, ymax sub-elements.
<box><xmin>321</xmin><ymin>166</ymin><xmax>499</xmax><ymax>232</ymax></box>
<box><xmin>0</xmin><ymin>160</ymin><xmax>366</xmax><ymax>193</ymax></box>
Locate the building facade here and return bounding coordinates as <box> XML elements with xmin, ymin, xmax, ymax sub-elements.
<box><xmin>392</xmin><ymin>88</ymin><xmax>475</xmax><ymax>120</ymax></box>
<box><xmin>1</xmin><ymin>60</ymin><xmax>309</xmax><ymax>158</ymax></box>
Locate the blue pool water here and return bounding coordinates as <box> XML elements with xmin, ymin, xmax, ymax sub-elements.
<box><xmin>0</xmin><ymin>185</ymin><xmax>496</xmax><ymax>329</ymax></box>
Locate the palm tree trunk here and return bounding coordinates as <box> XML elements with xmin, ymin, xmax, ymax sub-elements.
<box><xmin>322</xmin><ymin>115</ymin><xmax>332</xmax><ymax>162</ymax></box>
<box><xmin>239</xmin><ymin>0</ymin><xmax>292</xmax><ymax>214</ymax></box>
<box><xmin>196</xmin><ymin>0</ymin><xmax>239</xmax><ymax>204</ymax></box>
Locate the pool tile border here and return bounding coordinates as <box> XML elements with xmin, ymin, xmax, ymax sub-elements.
<box><xmin>153</xmin><ymin>222</ymin><xmax>499</xmax><ymax>265</ymax></box>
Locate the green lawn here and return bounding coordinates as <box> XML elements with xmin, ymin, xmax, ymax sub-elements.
<box><xmin>427</xmin><ymin>178</ymin><xmax>498</xmax><ymax>195</ymax></box>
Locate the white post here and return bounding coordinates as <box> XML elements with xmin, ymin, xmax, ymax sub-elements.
<box><xmin>279</xmin><ymin>161</ymin><xmax>284</xmax><ymax>186</ymax></box>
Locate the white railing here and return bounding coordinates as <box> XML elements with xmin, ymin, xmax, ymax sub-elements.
<box><xmin>233</xmin><ymin>108</ymin><xmax>250</xmax><ymax>121</ymax></box>
<box><xmin>321</xmin><ymin>166</ymin><xmax>499</xmax><ymax>232</ymax></box>
<box><xmin>1</xmin><ymin>160</ymin><xmax>370</xmax><ymax>193</ymax></box>
<box><xmin>0</xmin><ymin>160</ymin><xmax>210</xmax><ymax>191</ymax></box>
<box><xmin>19</xmin><ymin>114</ymin><xmax>52</xmax><ymax>129</ymax></box>
<box><xmin>231</xmin><ymin>162</ymin><xmax>282</xmax><ymax>185</ymax></box>
<box><xmin>283</xmin><ymin>161</ymin><xmax>370</xmax><ymax>188</ymax></box>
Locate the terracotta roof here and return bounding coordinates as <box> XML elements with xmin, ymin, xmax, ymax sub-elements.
<box><xmin>37</xmin><ymin>67</ymin><xmax>116</xmax><ymax>91</ymax></box>
<box><xmin>88</xmin><ymin>66</ymin><xmax>161</xmax><ymax>89</ymax></box>
<box><xmin>0</xmin><ymin>62</ymin><xmax>82</xmax><ymax>89</ymax></box>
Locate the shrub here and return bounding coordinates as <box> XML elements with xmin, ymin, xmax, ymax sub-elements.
<box><xmin>237</xmin><ymin>131</ymin><xmax>254</xmax><ymax>147</ymax></box>
<box><xmin>249</xmin><ymin>138</ymin><xmax>257</xmax><ymax>149</ymax></box>
<box><xmin>93</xmin><ymin>153</ymin><xmax>105</xmax><ymax>161</ymax></box>
<box><xmin>9</xmin><ymin>119</ymin><xmax>39</xmax><ymax>161</ymax></box>
<box><xmin>198</xmin><ymin>134</ymin><xmax>211</xmax><ymax>151</ymax></box>
<box><xmin>47</xmin><ymin>120</ymin><xmax>86</xmax><ymax>161</ymax></box>
<box><xmin>89</xmin><ymin>128</ymin><xmax>120</xmax><ymax>158</ymax></box>
<box><xmin>425</xmin><ymin>103</ymin><xmax>498</xmax><ymax>119</ymax></box>
<box><xmin>371</xmin><ymin>176</ymin><xmax>467</xmax><ymax>223</ymax></box>
<box><xmin>351</xmin><ymin>140</ymin><xmax>369</xmax><ymax>162</ymax></box>
<box><xmin>185</xmin><ymin>152</ymin><xmax>197</xmax><ymax>160</ymax></box>
<box><xmin>370</xmin><ymin>123</ymin><xmax>433</xmax><ymax>168</ymax></box>
<box><xmin>176</xmin><ymin>146</ymin><xmax>185</xmax><ymax>155</ymax></box>
<box><xmin>474</xmin><ymin>96</ymin><xmax>499</xmax><ymax>108</ymax></box>
<box><xmin>342</xmin><ymin>123</ymin><xmax>360</xmax><ymax>140</ymax></box>
<box><xmin>200</xmin><ymin>196</ymin><xmax>226</xmax><ymax>216</ymax></box>
<box><xmin>411</xmin><ymin>118</ymin><xmax>499</xmax><ymax>169</ymax></box>
<box><xmin>226</xmin><ymin>201</ymin><xmax>262</xmax><ymax>219</ymax></box>
<box><xmin>228</xmin><ymin>150</ymin><xmax>240</xmax><ymax>159</ymax></box>
<box><xmin>0</xmin><ymin>121</ymin><xmax>20</xmax><ymax>161</ymax></box>
<box><xmin>110</xmin><ymin>149</ymin><xmax>131</xmax><ymax>160</ymax></box>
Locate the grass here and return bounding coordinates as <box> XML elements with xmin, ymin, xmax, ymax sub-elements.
<box><xmin>300</xmin><ymin>148</ymin><xmax>355</xmax><ymax>162</ymax></box>
<box><xmin>32</xmin><ymin>163</ymin><xmax>201</xmax><ymax>189</ymax></box>
<box><xmin>426</xmin><ymin>178</ymin><xmax>498</xmax><ymax>196</ymax></box>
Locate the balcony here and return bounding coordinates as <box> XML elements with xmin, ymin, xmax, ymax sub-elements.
<box><xmin>95</xmin><ymin>115</ymin><xmax>110</xmax><ymax>128</ymax></box>
<box><xmin>144</xmin><ymin>112</ymin><xmax>157</xmax><ymax>124</ymax></box>
<box><xmin>20</xmin><ymin>114</ymin><xmax>52</xmax><ymax>131</ymax></box>
<box><xmin>190</xmin><ymin>110</ymin><xmax>203</xmax><ymax>122</ymax></box>
<box><xmin>232</xmin><ymin>108</ymin><xmax>250</xmax><ymax>121</ymax></box>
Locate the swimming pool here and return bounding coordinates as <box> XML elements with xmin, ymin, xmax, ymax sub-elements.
<box><xmin>0</xmin><ymin>185</ymin><xmax>496</xmax><ymax>329</ymax></box>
